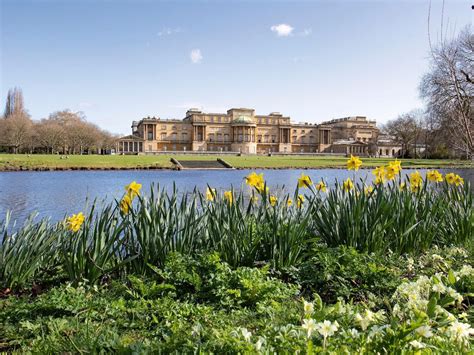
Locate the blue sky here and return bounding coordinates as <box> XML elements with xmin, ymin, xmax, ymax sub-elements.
<box><xmin>1</xmin><ymin>0</ymin><xmax>472</xmax><ymax>135</ymax></box>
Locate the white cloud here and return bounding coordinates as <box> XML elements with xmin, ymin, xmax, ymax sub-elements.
<box><xmin>270</xmin><ymin>23</ymin><xmax>294</xmax><ymax>37</ymax></box>
<box><xmin>157</xmin><ymin>27</ymin><xmax>182</xmax><ymax>37</ymax></box>
<box><xmin>190</xmin><ymin>49</ymin><xmax>203</xmax><ymax>64</ymax></box>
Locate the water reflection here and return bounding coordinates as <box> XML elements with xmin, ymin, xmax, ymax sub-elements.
<box><xmin>0</xmin><ymin>168</ymin><xmax>472</xmax><ymax>224</ymax></box>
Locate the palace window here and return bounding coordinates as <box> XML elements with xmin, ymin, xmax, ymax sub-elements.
<box><xmin>172</xmin><ymin>133</ymin><xmax>177</xmax><ymax>141</ymax></box>
<box><xmin>271</xmin><ymin>135</ymin><xmax>276</xmax><ymax>143</ymax></box>
<box><xmin>182</xmin><ymin>133</ymin><xmax>187</xmax><ymax>141</ymax></box>
<box><xmin>217</xmin><ymin>133</ymin><xmax>222</xmax><ymax>142</ymax></box>
<box><xmin>208</xmin><ymin>133</ymin><xmax>214</xmax><ymax>142</ymax></box>
<box><xmin>148</xmin><ymin>131</ymin><xmax>153</xmax><ymax>140</ymax></box>
<box><xmin>161</xmin><ymin>133</ymin><xmax>166</xmax><ymax>141</ymax></box>
<box><xmin>257</xmin><ymin>135</ymin><xmax>262</xmax><ymax>143</ymax></box>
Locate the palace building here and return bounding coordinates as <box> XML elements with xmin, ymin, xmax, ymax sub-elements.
<box><xmin>117</xmin><ymin>107</ymin><xmax>401</xmax><ymax>157</ymax></box>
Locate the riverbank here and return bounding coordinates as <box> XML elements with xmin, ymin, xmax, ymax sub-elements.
<box><xmin>0</xmin><ymin>153</ymin><xmax>473</xmax><ymax>171</ymax></box>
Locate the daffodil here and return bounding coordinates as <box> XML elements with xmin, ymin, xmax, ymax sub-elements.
<box><xmin>372</xmin><ymin>166</ymin><xmax>386</xmax><ymax>185</ymax></box>
<box><xmin>224</xmin><ymin>190</ymin><xmax>233</xmax><ymax>204</ymax></box>
<box><xmin>245</xmin><ymin>172</ymin><xmax>264</xmax><ymax>188</ymax></box>
<box><xmin>125</xmin><ymin>181</ymin><xmax>142</xmax><ymax>198</ymax></box>
<box><xmin>454</xmin><ymin>174</ymin><xmax>464</xmax><ymax>186</ymax></box>
<box><xmin>399</xmin><ymin>182</ymin><xmax>406</xmax><ymax>191</ymax></box>
<box><xmin>269</xmin><ymin>195</ymin><xmax>277</xmax><ymax>206</ymax></box>
<box><xmin>66</xmin><ymin>212</ymin><xmax>85</xmax><ymax>232</ymax></box>
<box><xmin>120</xmin><ymin>194</ymin><xmax>132</xmax><ymax>214</ymax></box>
<box><xmin>315</xmin><ymin>181</ymin><xmax>327</xmax><ymax>192</ymax></box>
<box><xmin>347</xmin><ymin>155</ymin><xmax>362</xmax><ymax>171</ymax></box>
<box><xmin>409</xmin><ymin>171</ymin><xmax>423</xmax><ymax>192</ymax></box>
<box><xmin>343</xmin><ymin>178</ymin><xmax>354</xmax><ymax>192</ymax></box>
<box><xmin>302</xmin><ymin>319</ymin><xmax>317</xmax><ymax>339</ymax></box>
<box><xmin>445</xmin><ymin>173</ymin><xmax>456</xmax><ymax>185</ymax></box>
<box><xmin>316</xmin><ymin>320</ymin><xmax>339</xmax><ymax>347</ymax></box>
<box><xmin>426</xmin><ymin>170</ymin><xmax>443</xmax><ymax>183</ymax></box>
<box><xmin>364</xmin><ymin>185</ymin><xmax>374</xmax><ymax>195</ymax></box>
<box><xmin>415</xmin><ymin>325</ymin><xmax>433</xmax><ymax>338</ymax></box>
<box><xmin>255</xmin><ymin>181</ymin><xmax>269</xmax><ymax>194</ymax></box>
<box><xmin>298</xmin><ymin>174</ymin><xmax>312</xmax><ymax>188</ymax></box>
<box><xmin>206</xmin><ymin>188</ymin><xmax>216</xmax><ymax>201</ymax></box>
<box><xmin>250</xmin><ymin>195</ymin><xmax>259</xmax><ymax>204</ymax></box>
<box><xmin>303</xmin><ymin>300</ymin><xmax>314</xmax><ymax>316</ymax></box>
<box><xmin>287</xmin><ymin>198</ymin><xmax>293</xmax><ymax>207</ymax></box>
<box><xmin>297</xmin><ymin>194</ymin><xmax>304</xmax><ymax>208</ymax></box>
<box><xmin>388</xmin><ymin>159</ymin><xmax>402</xmax><ymax>173</ymax></box>
<box><xmin>385</xmin><ymin>165</ymin><xmax>398</xmax><ymax>181</ymax></box>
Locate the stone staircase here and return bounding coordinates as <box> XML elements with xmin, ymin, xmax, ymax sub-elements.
<box><xmin>171</xmin><ymin>158</ymin><xmax>233</xmax><ymax>170</ymax></box>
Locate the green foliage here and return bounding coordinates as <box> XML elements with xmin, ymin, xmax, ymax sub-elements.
<box><xmin>1</xmin><ymin>250</ymin><xmax>473</xmax><ymax>353</ymax></box>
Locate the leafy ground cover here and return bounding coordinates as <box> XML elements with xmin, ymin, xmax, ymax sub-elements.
<box><xmin>0</xmin><ymin>159</ymin><xmax>473</xmax><ymax>352</ymax></box>
<box><xmin>0</xmin><ymin>153</ymin><xmax>473</xmax><ymax>170</ymax></box>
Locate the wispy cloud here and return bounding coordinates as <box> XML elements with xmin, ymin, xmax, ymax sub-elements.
<box><xmin>270</xmin><ymin>23</ymin><xmax>294</xmax><ymax>37</ymax></box>
<box><xmin>157</xmin><ymin>27</ymin><xmax>183</xmax><ymax>37</ymax></box>
<box><xmin>190</xmin><ymin>49</ymin><xmax>203</xmax><ymax>64</ymax></box>
<box><xmin>299</xmin><ymin>28</ymin><xmax>312</xmax><ymax>36</ymax></box>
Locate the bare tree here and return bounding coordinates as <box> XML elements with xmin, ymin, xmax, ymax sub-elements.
<box><xmin>1</xmin><ymin>112</ymin><xmax>33</xmax><ymax>153</ymax></box>
<box><xmin>420</xmin><ymin>27</ymin><xmax>474</xmax><ymax>159</ymax></box>
<box><xmin>384</xmin><ymin>110</ymin><xmax>424</xmax><ymax>158</ymax></box>
<box><xmin>3</xmin><ymin>87</ymin><xmax>26</xmax><ymax>118</ymax></box>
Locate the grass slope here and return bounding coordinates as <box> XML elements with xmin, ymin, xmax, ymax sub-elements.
<box><xmin>0</xmin><ymin>153</ymin><xmax>472</xmax><ymax>170</ymax></box>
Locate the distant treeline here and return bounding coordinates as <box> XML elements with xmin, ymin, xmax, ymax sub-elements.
<box><xmin>0</xmin><ymin>88</ymin><xmax>117</xmax><ymax>154</ymax></box>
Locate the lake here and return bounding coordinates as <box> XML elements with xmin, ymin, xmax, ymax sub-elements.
<box><xmin>0</xmin><ymin>168</ymin><xmax>472</xmax><ymax>225</ymax></box>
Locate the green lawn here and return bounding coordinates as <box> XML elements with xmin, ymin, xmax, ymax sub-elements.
<box><xmin>0</xmin><ymin>153</ymin><xmax>472</xmax><ymax>170</ymax></box>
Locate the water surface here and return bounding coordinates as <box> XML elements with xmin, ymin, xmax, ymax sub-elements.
<box><xmin>0</xmin><ymin>168</ymin><xmax>472</xmax><ymax>224</ymax></box>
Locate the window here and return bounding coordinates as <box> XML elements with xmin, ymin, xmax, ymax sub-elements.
<box><xmin>217</xmin><ymin>133</ymin><xmax>222</xmax><ymax>142</ymax></box>
<box><xmin>224</xmin><ymin>134</ymin><xmax>229</xmax><ymax>142</ymax></box>
<box><xmin>208</xmin><ymin>133</ymin><xmax>214</xmax><ymax>142</ymax></box>
<box><xmin>301</xmin><ymin>130</ymin><xmax>305</xmax><ymax>133</ymax></box>
<box><xmin>271</xmin><ymin>135</ymin><xmax>276</xmax><ymax>143</ymax></box>
<box><xmin>172</xmin><ymin>125</ymin><xmax>177</xmax><ymax>130</ymax></box>
<box><xmin>182</xmin><ymin>133</ymin><xmax>187</xmax><ymax>141</ymax></box>
<box><xmin>218</xmin><ymin>117</ymin><xmax>222</xmax><ymax>123</ymax></box>
<box><xmin>257</xmin><ymin>135</ymin><xmax>262</xmax><ymax>143</ymax></box>
<box><xmin>147</xmin><ymin>131</ymin><xmax>153</xmax><ymax>140</ymax></box>
<box><xmin>292</xmin><ymin>135</ymin><xmax>297</xmax><ymax>142</ymax></box>
<box><xmin>293</xmin><ymin>129</ymin><xmax>296</xmax><ymax>133</ymax></box>
<box><xmin>210</xmin><ymin>117</ymin><xmax>214</xmax><ymax>123</ymax></box>
<box><xmin>161</xmin><ymin>125</ymin><xmax>166</xmax><ymax>130</ymax></box>
<box><xmin>161</xmin><ymin>133</ymin><xmax>166</xmax><ymax>141</ymax></box>
<box><xmin>172</xmin><ymin>133</ymin><xmax>177</xmax><ymax>141</ymax></box>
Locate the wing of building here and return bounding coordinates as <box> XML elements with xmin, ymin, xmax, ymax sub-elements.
<box><xmin>117</xmin><ymin>108</ymin><xmax>401</xmax><ymax>157</ymax></box>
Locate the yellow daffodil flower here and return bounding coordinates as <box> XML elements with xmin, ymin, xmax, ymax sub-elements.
<box><xmin>206</xmin><ymin>188</ymin><xmax>216</xmax><ymax>201</ymax></box>
<box><xmin>66</xmin><ymin>212</ymin><xmax>85</xmax><ymax>232</ymax></box>
<box><xmin>287</xmin><ymin>198</ymin><xmax>293</xmax><ymax>207</ymax></box>
<box><xmin>315</xmin><ymin>181</ymin><xmax>327</xmax><ymax>192</ymax></box>
<box><xmin>255</xmin><ymin>181</ymin><xmax>269</xmax><ymax>194</ymax></box>
<box><xmin>385</xmin><ymin>165</ymin><xmax>399</xmax><ymax>181</ymax></box>
<box><xmin>347</xmin><ymin>155</ymin><xmax>362</xmax><ymax>171</ymax></box>
<box><xmin>454</xmin><ymin>174</ymin><xmax>464</xmax><ymax>186</ymax></box>
<box><xmin>409</xmin><ymin>171</ymin><xmax>423</xmax><ymax>192</ymax></box>
<box><xmin>125</xmin><ymin>181</ymin><xmax>142</xmax><ymax>198</ymax></box>
<box><xmin>388</xmin><ymin>159</ymin><xmax>402</xmax><ymax>173</ymax></box>
<box><xmin>445</xmin><ymin>173</ymin><xmax>456</xmax><ymax>185</ymax></box>
<box><xmin>298</xmin><ymin>174</ymin><xmax>312</xmax><ymax>188</ymax></box>
<box><xmin>426</xmin><ymin>170</ymin><xmax>443</xmax><ymax>183</ymax></box>
<box><xmin>224</xmin><ymin>190</ymin><xmax>233</xmax><ymax>204</ymax></box>
<box><xmin>245</xmin><ymin>172</ymin><xmax>264</xmax><ymax>188</ymax></box>
<box><xmin>343</xmin><ymin>178</ymin><xmax>354</xmax><ymax>192</ymax></box>
<box><xmin>269</xmin><ymin>195</ymin><xmax>277</xmax><ymax>206</ymax></box>
<box><xmin>364</xmin><ymin>185</ymin><xmax>374</xmax><ymax>195</ymax></box>
<box><xmin>399</xmin><ymin>182</ymin><xmax>406</xmax><ymax>191</ymax></box>
<box><xmin>297</xmin><ymin>194</ymin><xmax>304</xmax><ymax>208</ymax></box>
<box><xmin>372</xmin><ymin>166</ymin><xmax>386</xmax><ymax>185</ymax></box>
<box><xmin>120</xmin><ymin>194</ymin><xmax>132</xmax><ymax>214</ymax></box>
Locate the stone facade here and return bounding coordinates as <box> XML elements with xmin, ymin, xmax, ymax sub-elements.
<box><xmin>117</xmin><ymin>108</ymin><xmax>400</xmax><ymax>156</ymax></box>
